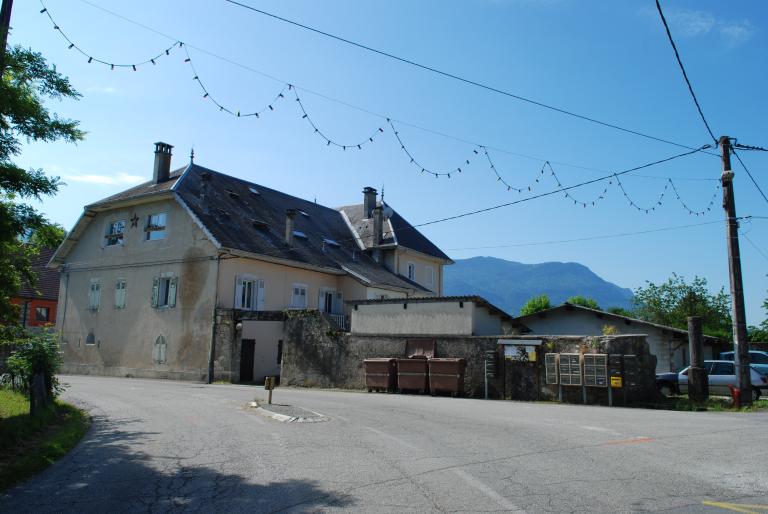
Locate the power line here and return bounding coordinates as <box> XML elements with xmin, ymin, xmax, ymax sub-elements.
<box><xmin>222</xmin><ymin>0</ymin><xmax>720</xmax><ymax>155</ymax></box>
<box><xmin>655</xmin><ymin>0</ymin><xmax>718</xmax><ymax>144</ymax></box>
<box><xmin>411</xmin><ymin>145</ymin><xmax>710</xmax><ymax>229</ymax></box>
<box><xmin>63</xmin><ymin>0</ymin><xmax>720</xmax><ymax>181</ymax></box>
<box><xmin>445</xmin><ymin>219</ymin><xmax>727</xmax><ymax>251</ymax></box>
<box><xmin>731</xmin><ymin>148</ymin><xmax>768</xmax><ymax>206</ymax></box>
<box><xmin>742</xmin><ymin>233</ymin><xmax>768</xmax><ymax>263</ymax></box>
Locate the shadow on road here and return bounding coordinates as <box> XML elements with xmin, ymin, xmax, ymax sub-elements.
<box><xmin>1</xmin><ymin>414</ymin><xmax>354</xmax><ymax>513</ymax></box>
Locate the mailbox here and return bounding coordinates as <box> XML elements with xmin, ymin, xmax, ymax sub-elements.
<box><xmin>484</xmin><ymin>350</ymin><xmax>498</xmax><ymax>379</ymax></box>
<box><xmin>583</xmin><ymin>354</ymin><xmax>608</xmax><ymax>387</ymax></box>
<box><xmin>545</xmin><ymin>353</ymin><xmax>559</xmax><ymax>385</ymax></box>
<box><xmin>559</xmin><ymin>353</ymin><xmax>581</xmax><ymax>386</ymax></box>
<box><xmin>624</xmin><ymin>355</ymin><xmax>639</xmax><ymax>388</ymax></box>
<box><xmin>609</xmin><ymin>354</ymin><xmax>624</xmax><ymax>389</ymax></box>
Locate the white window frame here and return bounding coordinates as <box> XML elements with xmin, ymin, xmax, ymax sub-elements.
<box><xmin>407</xmin><ymin>262</ymin><xmax>416</xmax><ymax>281</ymax></box>
<box><xmin>145</xmin><ymin>212</ymin><xmax>167</xmax><ymax>241</ymax></box>
<box><xmin>425</xmin><ymin>266</ymin><xmax>435</xmax><ymax>288</ymax></box>
<box><xmin>290</xmin><ymin>283</ymin><xmax>308</xmax><ymax>309</ymax></box>
<box><xmin>114</xmin><ymin>279</ymin><xmax>127</xmax><ymax>309</ymax></box>
<box><xmin>104</xmin><ymin>219</ymin><xmax>126</xmax><ymax>247</ymax></box>
<box><xmin>318</xmin><ymin>288</ymin><xmax>343</xmax><ymax>315</ymax></box>
<box><xmin>88</xmin><ymin>279</ymin><xmax>102</xmax><ymax>310</ymax></box>
<box><xmin>235</xmin><ymin>274</ymin><xmax>265</xmax><ymax>311</ymax></box>
<box><xmin>152</xmin><ymin>273</ymin><xmax>177</xmax><ymax>309</ymax></box>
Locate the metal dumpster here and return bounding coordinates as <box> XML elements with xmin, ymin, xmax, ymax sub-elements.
<box><xmin>428</xmin><ymin>358</ymin><xmax>466</xmax><ymax>396</ymax></box>
<box><xmin>396</xmin><ymin>357</ymin><xmax>429</xmax><ymax>394</ymax></box>
<box><xmin>363</xmin><ymin>358</ymin><xmax>397</xmax><ymax>393</ymax></box>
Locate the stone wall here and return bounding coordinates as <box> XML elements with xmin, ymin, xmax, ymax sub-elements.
<box><xmin>281</xmin><ymin>314</ymin><xmax>658</xmax><ymax>403</ymax></box>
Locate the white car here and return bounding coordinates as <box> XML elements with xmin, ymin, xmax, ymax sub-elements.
<box><xmin>678</xmin><ymin>360</ymin><xmax>767</xmax><ymax>401</ymax></box>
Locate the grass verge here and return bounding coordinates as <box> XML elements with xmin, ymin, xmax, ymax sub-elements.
<box><xmin>0</xmin><ymin>388</ymin><xmax>90</xmax><ymax>491</ymax></box>
<box><xmin>639</xmin><ymin>395</ymin><xmax>768</xmax><ymax>412</ymax></box>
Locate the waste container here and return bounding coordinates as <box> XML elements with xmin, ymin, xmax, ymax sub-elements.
<box><xmin>363</xmin><ymin>358</ymin><xmax>397</xmax><ymax>393</ymax></box>
<box><xmin>428</xmin><ymin>358</ymin><xmax>466</xmax><ymax>396</ymax></box>
<box><xmin>397</xmin><ymin>357</ymin><xmax>429</xmax><ymax>394</ymax></box>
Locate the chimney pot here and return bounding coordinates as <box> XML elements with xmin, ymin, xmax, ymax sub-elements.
<box><xmin>153</xmin><ymin>142</ymin><xmax>173</xmax><ymax>184</ymax></box>
<box><xmin>363</xmin><ymin>187</ymin><xmax>377</xmax><ymax>218</ymax></box>
<box><xmin>285</xmin><ymin>208</ymin><xmax>297</xmax><ymax>246</ymax></box>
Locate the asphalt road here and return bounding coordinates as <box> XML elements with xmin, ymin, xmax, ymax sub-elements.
<box><xmin>2</xmin><ymin>376</ymin><xmax>768</xmax><ymax>513</ymax></box>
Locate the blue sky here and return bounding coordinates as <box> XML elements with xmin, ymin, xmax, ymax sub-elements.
<box><xmin>11</xmin><ymin>0</ymin><xmax>768</xmax><ymax>322</ymax></box>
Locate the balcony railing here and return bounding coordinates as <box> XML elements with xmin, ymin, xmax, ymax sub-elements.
<box><xmin>325</xmin><ymin>312</ymin><xmax>347</xmax><ymax>331</ymax></box>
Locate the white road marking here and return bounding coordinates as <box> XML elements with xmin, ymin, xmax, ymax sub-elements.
<box><xmin>579</xmin><ymin>425</ymin><xmax>622</xmax><ymax>436</ymax></box>
<box><xmin>364</xmin><ymin>426</ymin><xmax>419</xmax><ymax>450</ymax></box>
<box><xmin>453</xmin><ymin>468</ymin><xmax>527</xmax><ymax>513</ymax></box>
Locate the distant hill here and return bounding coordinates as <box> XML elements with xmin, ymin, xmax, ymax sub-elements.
<box><xmin>443</xmin><ymin>256</ymin><xmax>634</xmax><ymax>316</ymax></box>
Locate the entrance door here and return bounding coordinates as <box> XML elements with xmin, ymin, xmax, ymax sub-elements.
<box><xmin>324</xmin><ymin>291</ymin><xmax>334</xmax><ymax>313</ymax></box>
<box><xmin>240</xmin><ymin>339</ymin><xmax>255</xmax><ymax>382</ymax></box>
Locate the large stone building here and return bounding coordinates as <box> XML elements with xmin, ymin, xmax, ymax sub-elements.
<box><xmin>50</xmin><ymin>143</ymin><xmax>452</xmax><ymax>382</ymax></box>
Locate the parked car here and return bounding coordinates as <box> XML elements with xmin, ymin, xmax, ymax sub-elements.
<box><xmin>655</xmin><ymin>371</ymin><xmax>680</xmax><ymax>396</ymax></box>
<box><xmin>719</xmin><ymin>350</ymin><xmax>768</xmax><ymax>364</ymax></box>
<box><xmin>677</xmin><ymin>360</ymin><xmax>768</xmax><ymax>401</ymax></box>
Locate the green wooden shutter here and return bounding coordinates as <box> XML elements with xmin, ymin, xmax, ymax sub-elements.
<box><xmin>168</xmin><ymin>277</ymin><xmax>177</xmax><ymax>308</ymax></box>
<box><xmin>151</xmin><ymin>277</ymin><xmax>159</xmax><ymax>307</ymax></box>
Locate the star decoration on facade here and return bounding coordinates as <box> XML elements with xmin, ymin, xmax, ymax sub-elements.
<box><xmin>130</xmin><ymin>214</ymin><xmax>139</xmax><ymax>228</ymax></box>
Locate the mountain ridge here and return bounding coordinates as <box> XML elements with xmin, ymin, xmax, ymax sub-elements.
<box><xmin>443</xmin><ymin>256</ymin><xmax>634</xmax><ymax>316</ymax></box>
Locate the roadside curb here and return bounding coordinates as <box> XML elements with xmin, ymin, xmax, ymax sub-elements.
<box><xmin>249</xmin><ymin>402</ymin><xmax>329</xmax><ymax>423</ymax></box>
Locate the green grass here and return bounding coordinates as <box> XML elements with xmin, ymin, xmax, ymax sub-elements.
<box><xmin>642</xmin><ymin>395</ymin><xmax>768</xmax><ymax>412</ymax></box>
<box><xmin>0</xmin><ymin>389</ymin><xmax>90</xmax><ymax>491</ymax></box>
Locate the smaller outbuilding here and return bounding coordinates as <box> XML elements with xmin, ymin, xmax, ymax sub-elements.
<box><xmin>510</xmin><ymin>303</ymin><xmax>726</xmax><ymax>373</ymax></box>
<box><xmin>348</xmin><ymin>296</ymin><xmax>515</xmax><ymax>336</ymax></box>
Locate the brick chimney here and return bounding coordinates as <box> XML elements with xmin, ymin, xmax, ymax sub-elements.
<box><xmin>285</xmin><ymin>209</ymin><xmax>297</xmax><ymax>246</ymax></box>
<box><xmin>372</xmin><ymin>205</ymin><xmax>383</xmax><ymax>246</ymax></box>
<box><xmin>153</xmin><ymin>142</ymin><xmax>173</xmax><ymax>184</ymax></box>
<box><xmin>363</xmin><ymin>187</ymin><xmax>377</xmax><ymax>218</ymax></box>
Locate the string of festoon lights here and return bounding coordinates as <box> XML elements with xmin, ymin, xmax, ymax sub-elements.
<box><xmin>39</xmin><ymin>4</ymin><xmax>181</xmax><ymax>70</ymax></box>
<box><xmin>39</xmin><ymin>0</ymin><xmax>719</xmax><ymax>216</ymax></box>
<box><xmin>183</xmin><ymin>47</ymin><xmax>288</xmax><ymax>118</ymax></box>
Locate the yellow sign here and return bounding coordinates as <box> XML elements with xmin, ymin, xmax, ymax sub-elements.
<box><xmin>610</xmin><ymin>376</ymin><xmax>623</xmax><ymax>388</ymax></box>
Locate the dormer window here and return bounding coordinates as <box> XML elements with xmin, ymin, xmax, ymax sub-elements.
<box><xmin>105</xmin><ymin>220</ymin><xmax>126</xmax><ymax>246</ymax></box>
<box><xmin>145</xmin><ymin>213</ymin><xmax>167</xmax><ymax>241</ymax></box>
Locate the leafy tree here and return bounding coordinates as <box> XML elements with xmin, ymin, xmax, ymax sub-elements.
<box><xmin>748</xmin><ymin>293</ymin><xmax>768</xmax><ymax>342</ymax></box>
<box><xmin>566</xmin><ymin>295</ymin><xmax>600</xmax><ymax>310</ymax></box>
<box><xmin>632</xmin><ymin>274</ymin><xmax>732</xmax><ymax>340</ymax></box>
<box><xmin>607</xmin><ymin>306</ymin><xmax>634</xmax><ymax>317</ymax></box>
<box><xmin>0</xmin><ymin>45</ymin><xmax>83</xmax><ymax>327</ymax></box>
<box><xmin>520</xmin><ymin>295</ymin><xmax>551</xmax><ymax>316</ymax></box>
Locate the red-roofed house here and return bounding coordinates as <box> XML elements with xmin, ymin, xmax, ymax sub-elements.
<box><xmin>12</xmin><ymin>247</ymin><xmax>59</xmax><ymax>328</ymax></box>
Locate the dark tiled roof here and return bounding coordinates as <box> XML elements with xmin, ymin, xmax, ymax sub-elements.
<box><xmin>174</xmin><ymin>165</ymin><xmax>429</xmax><ymax>292</ymax></box>
<box><xmin>513</xmin><ymin>303</ymin><xmax>725</xmax><ymax>342</ymax></box>
<box><xmin>87</xmin><ymin>167</ymin><xmax>186</xmax><ymax>207</ymax></box>
<box><xmin>338</xmin><ymin>202</ymin><xmax>450</xmax><ymax>261</ymax></box>
<box><xmin>16</xmin><ymin>247</ymin><xmax>59</xmax><ymax>300</ymax></box>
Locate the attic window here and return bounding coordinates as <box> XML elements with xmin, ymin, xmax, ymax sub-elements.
<box><xmin>322</xmin><ymin>238</ymin><xmax>340</xmax><ymax>248</ymax></box>
<box><xmin>292</xmin><ymin>230</ymin><xmax>308</xmax><ymax>239</ymax></box>
<box><xmin>248</xmin><ymin>186</ymin><xmax>260</xmax><ymax>195</ymax></box>
<box><xmin>299</xmin><ymin>210</ymin><xmax>310</xmax><ymax>217</ymax></box>
<box><xmin>250</xmin><ymin>218</ymin><xmax>269</xmax><ymax>230</ymax></box>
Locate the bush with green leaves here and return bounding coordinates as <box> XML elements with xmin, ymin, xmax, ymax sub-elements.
<box><xmin>3</xmin><ymin>328</ymin><xmax>63</xmax><ymax>399</ymax></box>
<box><xmin>566</xmin><ymin>296</ymin><xmax>601</xmax><ymax>310</ymax></box>
<box><xmin>520</xmin><ymin>295</ymin><xmax>551</xmax><ymax>316</ymax></box>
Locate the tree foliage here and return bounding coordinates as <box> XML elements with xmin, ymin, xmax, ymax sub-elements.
<box><xmin>520</xmin><ymin>295</ymin><xmax>551</xmax><ymax>316</ymax></box>
<box><xmin>0</xmin><ymin>46</ymin><xmax>82</xmax><ymax>326</ymax></box>
<box><xmin>566</xmin><ymin>295</ymin><xmax>601</xmax><ymax>310</ymax></box>
<box><xmin>607</xmin><ymin>306</ymin><xmax>634</xmax><ymax>317</ymax></box>
<box><xmin>3</xmin><ymin>329</ymin><xmax>64</xmax><ymax>406</ymax></box>
<box><xmin>748</xmin><ymin>293</ymin><xmax>768</xmax><ymax>342</ymax></box>
<box><xmin>633</xmin><ymin>274</ymin><xmax>732</xmax><ymax>340</ymax></box>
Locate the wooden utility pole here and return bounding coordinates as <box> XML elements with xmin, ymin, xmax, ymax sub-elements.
<box><xmin>687</xmin><ymin>316</ymin><xmax>708</xmax><ymax>405</ymax></box>
<box><xmin>0</xmin><ymin>0</ymin><xmax>13</xmax><ymax>75</ymax></box>
<box><xmin>720</xmin><ymin>135</ymin><xmax>751</xmax><ymax>406</ymax></box>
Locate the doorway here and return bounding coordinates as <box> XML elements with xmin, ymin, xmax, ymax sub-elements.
<box><xmin>240</xmin><ymin>339</ymin><xmax>255</xmax><ymax>382</ymax></box>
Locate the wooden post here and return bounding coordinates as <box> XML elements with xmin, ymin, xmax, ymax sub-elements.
<box><xmin>720</xmin><ymin>136</ymin><xmax>751</xmax><ymax>406</ymax></box>
<box><xmin>687</xmin><ymin>316</ymin><xmax>709</xmax><ymax>405</ymax></box>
